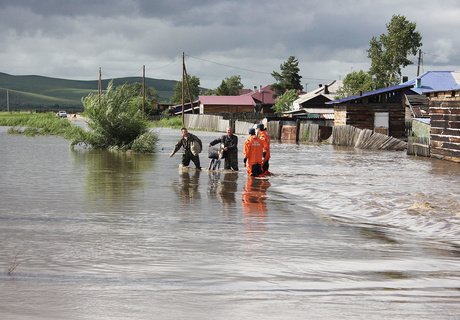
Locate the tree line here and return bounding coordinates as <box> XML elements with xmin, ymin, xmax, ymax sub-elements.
<box><xmin>165</xmin><ymin>14</ymin><xmax>422</xmax><ymax>113</ymax></box>
<box><xmin>109</xmin><ymin>14</ymin><xmax>423</xmax><ymax>115</ymax></box>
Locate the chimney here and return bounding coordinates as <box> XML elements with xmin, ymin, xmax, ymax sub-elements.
<box><xmin>402</xmin><ymin>76</ymin><xmax>408</xmax><ymax>83</ymax></box>
<box><xmin>319</xmin><ymin>84</ymin><xmax>323</xmax><ymax>88</ymax></box>
<box><xmin>259</xmin><ymin>85</ymin><xmax>262</xmax><ymax>92</ymax></box>
<box><xmin>253</xmin><ymin>86</ymin><xmax>257</xmax><ymax>91</ymax></box>
<box><xmin>324</xmin><ymin>85</ymin><xmax>329</xmax><ymax>94</ymax></box>
<box><xmin>416</xmin><ymin>78</ymin><xmax>422</xmax><ymax>88</ymax></box>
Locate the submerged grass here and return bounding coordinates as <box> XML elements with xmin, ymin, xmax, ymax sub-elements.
<box><xmin>149</xmin><ymin>116</ymin><xmax>183</xmax><ymax>129</ymax></box>
<box><xmin>0</xmin><ymin>112</ymin><xmax>85</xmax><ymax>140</ymax></box>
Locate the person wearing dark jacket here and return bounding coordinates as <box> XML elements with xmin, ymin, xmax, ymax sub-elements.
<box><xmin>170</xmin><ymin>127</ymin><xmax>202</xmax><ymax>170</ymax></box>
<box><xmin>209</xmin><ymin>127</ymin><xmax>239</xmax><ymax>171</ymax></box>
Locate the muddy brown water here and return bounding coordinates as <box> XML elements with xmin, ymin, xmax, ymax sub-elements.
<box><xmin>1</xmin><ymin>127</ymin><xmax>459</xmax><ymax>320</ymax></box>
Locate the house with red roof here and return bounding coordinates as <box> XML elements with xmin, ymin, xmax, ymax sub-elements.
<box><xmin>241</xmin><ymin>85</ymin><xmax>276</xmax><ymax>113</ymax></box>
<box><xmin>198</xmin><ymin>95</ymin><xmax>256</xmax><ymax>114</ymax></box>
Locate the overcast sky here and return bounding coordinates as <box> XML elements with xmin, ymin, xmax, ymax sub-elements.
<box><xmin>1</xmin><ymin>0</ymin><xmax>459</xmax><ymax>90</ymax></box>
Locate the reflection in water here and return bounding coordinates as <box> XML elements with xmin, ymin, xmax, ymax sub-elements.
<box><xmin>174</xmin><ymin>170</ymin><xmax>201</xmax><ymax>204</ymax></box>
<box><xmin>242</xmin><ymin>177</ymin><xmax>271</xmax><ymax>230</ymax></box>
<box><xmin>219</xmin><ymin>172</ymin><xmax>238</xmax><ymax>205</ymax></box>
<box><xmin>72</xmin><ymin>150</ymin><xmax>154</xmax><ymax>205</ymax></box>
<box><xmin>207</xmin><ymin>171</ymin><xmax>239</xmax><ymax>216</ymax></box>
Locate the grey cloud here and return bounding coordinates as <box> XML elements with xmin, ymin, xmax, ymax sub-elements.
<box><xmin>1</xmin><ymin>0</ymin><xmax>460</xmax><ymax>89</ymax></box>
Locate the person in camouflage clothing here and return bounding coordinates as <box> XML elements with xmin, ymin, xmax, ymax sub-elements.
<box><xmin>170</xmin><ymin>127</ymin><xmax>202</xmax><ymax>170</ymax></box>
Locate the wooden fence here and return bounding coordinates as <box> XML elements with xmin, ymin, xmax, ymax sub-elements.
<box><xmin>332</xmin><ymin>125</ymin><xmax>407</xmax><ymax>151</ymax></box>
<box><xmin>298</xmin><ymin>123</ymin><xmax>320</xmax><ymax>143</ymax></box>
<box><xmin>407</xmin><ymin>136</ymin><xmax>430</xmax><ymax>157</ymax></box>
<box><xmin>234</xmin><ymin>120</ymin><xmax>255</xmax><ymax>135</ymax></box>
<box><xmin>184</xmin><ymin>114</ymin><xmax>229</xmax><ymax>132</ymax></box>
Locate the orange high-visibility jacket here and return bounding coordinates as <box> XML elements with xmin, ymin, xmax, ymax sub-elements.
<box><xmin>244</xmin><ymin>135</ymin><xmax>263</xmax><ymax>165</ymax></box>
<box><xmin>258</xmin><ymin>130</ymin><xmax>271</xmax><ymax>160</ymax></box>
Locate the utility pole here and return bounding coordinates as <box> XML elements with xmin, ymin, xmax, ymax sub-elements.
<box><xmin>6</xmin><ymin>89</ymin><xmax>9</xmax><ymax>112</ymax></box>
<box><xmin>142</xmin><ymin>65</ymin><xmax>146</xmax><ymax>114</ymax></box>
<box><xmin>98</xmin><ymin>67</ymin><xmax>102</xmax><ymax>100</ymax></box>
<box><xmin>183</xmin><ymin>60</ymin><xmax>195</xmax><ymax>115</ymax></box>
<box><xmin>181</xmin><ymin>52</ymin><xmax>185</xmax><ymax>126</ymax></box>
<box><xmin>416</xmin><ymin>49</ymin><xmax>422</xmax><ymax>77</ymax></box>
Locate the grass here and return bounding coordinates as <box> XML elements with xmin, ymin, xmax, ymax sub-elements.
<box><xmin>1</xmin><ymin>111</ymin><xmax>160</xmax><ymax>153</ymax></box>
<box><xmin>0</xmin><ymin>111</ymin><xmax>85</xmax><ymax>139</ymax></box>
<box><xmin>7</xmin><ymin>253</ymin><xmax>20</xmax><ymax>276</ymax></box>
<box><xmin>149</xmin><ymin>116</ymin><xmax>184</xmax><ymax>129</ymax></box>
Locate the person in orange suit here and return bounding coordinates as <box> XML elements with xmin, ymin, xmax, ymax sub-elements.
<box><xmin>243</xmin><ymin>128</ymin><xmax>263</xmax><ymax>177</ymax></box>
<box><xmin>256</xmin><ymin>123</ymin><xmax>271</xmax><ymax>174</ymax></box>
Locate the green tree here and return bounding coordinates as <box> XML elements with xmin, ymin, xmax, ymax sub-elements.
<box><xmin>336</xmin><ymin>70</ymin><xmax>375</xmax><ymax>98</ymax></box>
<box><xmin>76</xmin><ymin>81</ymin><xmax>158</xmax><ymax>152</ymax></box>
<box><xmin>170</xmin><ymin>75</ymin><xmax>201</xmax><ymax>104</ymax></box>
<box><xmin>368</xmin><ymin>14</ymin><xmax>422</xmax><ymax>88</ymax></box>
<box><xmin>124</xmin><ymin>82</ymin><xmax>160</xmax><ymax>116</ymax></box>
<box><xmin>271</xmin><ymin>56</ymin><xmax>303</xmax><ymax>96</ymax></box>
<box><xmin>216</xmin><ymin>75</ymin><xmax>244</xmax><ymax>95</ymax></box>
<box><xmin>273</xmin><ymin>89</ymin><xmax>298</xmax><ymax>113</ymax></box>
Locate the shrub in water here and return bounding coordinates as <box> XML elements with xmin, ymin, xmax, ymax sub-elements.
<box><xmin>77</xmin><ymin>82</ymin><xmax>158</xmax><ymax>152</ymax></box>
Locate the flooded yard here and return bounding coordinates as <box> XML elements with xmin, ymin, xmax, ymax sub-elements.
<box><xmin>1</xmin><ymin>127</ymin><xmax>459</xmax><ymax>319</ymax></box>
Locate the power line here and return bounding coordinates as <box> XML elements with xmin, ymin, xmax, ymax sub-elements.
<box><xmin>185</xmin><ymin>53</ymin><xmax>334</xmax><ymax>82</ymax></box>
<box><xmin>185</xmin><ymin>53</ymin><xmax>271</xmax><ymax>75</ymax></box>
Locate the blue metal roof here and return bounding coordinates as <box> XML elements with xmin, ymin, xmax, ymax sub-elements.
<box><xmin>402</xmin><ymin>71</ymin><xmax>460</xmax><ymax>94</ymax></box>
<box><xmin>327</xmin><ymin>83</ymin><xmax>413</xmax><ymax>105</ymax></box>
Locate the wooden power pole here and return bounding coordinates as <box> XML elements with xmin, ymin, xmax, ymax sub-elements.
<box><xmin>142</xmin><ymin>65</ymin><xmax>146</xmax><ymax>114</ymax></box>
<box><xmin>416</xmin><ymin>49</ymin><xmax>422</xmax><ymax>77</ymax></box>
<box><xmin>98</xmin><ymin>67</ymin><xmax>102</xmax><ymax>100</ymax></box>
<box><xmin>181</xmin><ymin>52</ymin><xmax>185</xmax><ymax>126</ymax></box>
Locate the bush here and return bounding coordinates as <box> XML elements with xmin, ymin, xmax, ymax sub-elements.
<box><xmin>76</xmin><ymin>82</ymin><xmax>157</xmax><ymax>153</ymax></box>
<box><xmin>131</xmin><ymin>131</ymin><xmax>159</xmax><ymax>153</ymax></box>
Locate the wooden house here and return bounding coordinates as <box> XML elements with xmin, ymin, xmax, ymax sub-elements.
<box><xmin>292</xmin><ymin>80</ymin><xmax>342</xmax><ymax>110</ymax></box>
<box><xmin>403</xmin><ymin>71</ymin><xmax>460</xmax><ymax>119</ymax></box>
<box><xmin>327</xmin><ymin>83</ymin><xmax>413</xmax><ymax>139</ymax></box>
<box><xmin>198</xmin><ymin>95</ymin><xmax>256</xmax><ymax>114</ymax></box>
<box><xmin>427</xmin><ymin>89</ymin><xmax>460</xmax><ymax>162</ymax></box>
<box><xmin>240</xmin><ymin>85</ymin><xmax>276</xmax><ymax>113</ymax></box>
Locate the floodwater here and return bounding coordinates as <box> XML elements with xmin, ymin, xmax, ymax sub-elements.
<box><xmin>0</xmin><ymin>127</ymin><xmax>459</xmax><ymax>320</ymax></box>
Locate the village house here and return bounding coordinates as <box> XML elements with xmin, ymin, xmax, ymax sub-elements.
<box><xmin>282</xmin><ymin>80</ymin><xmax>342</xmax><ymax>127</ymax></box>
<box><xmin>198</xmin><ymin>95</ymin><xmax>256</xmax><ymax>114</ymax></box>
<box><xmin>240</xmin><ymin>85</ymin><xmax>276</xmax><ymax>113</ymax></box>
<box><xmin>327</xmin><ymin>83</ymin><xmax>413</xmax><ymax>139</ymax></box>
<box><xmin>292</xmin><ymin>80</ymin><xmax>342</xmax><ymax>111</ymax></box>
<box><xmin>403</xmin><ymin>71</ymin><xmax>460</xmax><ymax>119</ymax></box>
<box><xmin>427</xmin><ymin>88</ymin><xmax>460</xmax><ymax>162</ymax></box>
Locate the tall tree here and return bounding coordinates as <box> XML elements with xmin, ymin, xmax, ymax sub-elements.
<box><xmin>216</xmin><ymin>75</ymin><xmax>244</xmax><ymax>95</ymax></box>
<box><xmin>170</xmin><ymin>75</ymin><xmax>201</xmax><ymax>104</ymax></box>
<box><xmin>368</xmin><ymin>14</ymin><xmax>422</xmax><ymax>88</ymax></box>
<box><xmin>271</xmin><ymin>56</ymin><xmax>303</xmax><ymax>95</ymax></box>
<box><xmin>273</xmin><ymin>89</ymin><xmax>298</xmax><ymax>113</ymax></box>
<box><xmin>336</xmin><ymin>70</ymin><xmax>375</xmax><ymax>98</ymax></box>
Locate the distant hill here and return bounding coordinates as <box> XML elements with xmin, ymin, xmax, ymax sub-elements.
<box><xmin>0</xmin><ymin>72</ymin><xmax>179</xmax><ymax>111</ymax></box>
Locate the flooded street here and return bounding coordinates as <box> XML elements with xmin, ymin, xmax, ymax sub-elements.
<box><xmin>1</xmin><ymin>127</ymin><xmax>459</xmax><ymax>319</ymax></box>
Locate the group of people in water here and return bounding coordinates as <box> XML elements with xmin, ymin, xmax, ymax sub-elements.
<box><xmin>170</xmin><ymin>124</ymin><xmax>271</xmax><ymax>177</ymax></box>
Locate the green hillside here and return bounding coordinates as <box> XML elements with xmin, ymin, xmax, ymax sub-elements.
<box><xmin>0</xmin><ymin>72</ymin><xmax>178</xmax><ymax>111</ymax></box>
